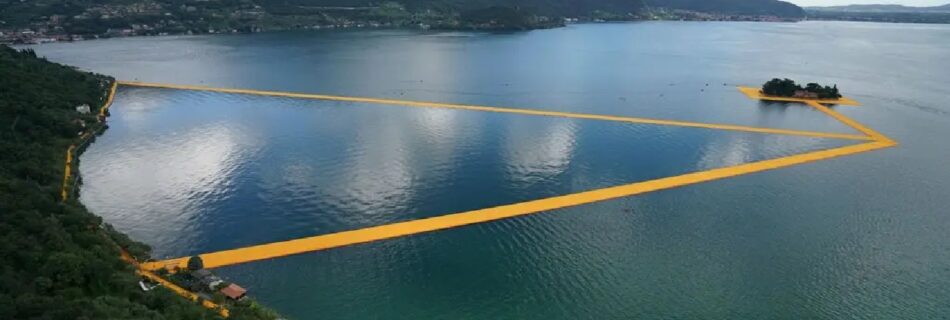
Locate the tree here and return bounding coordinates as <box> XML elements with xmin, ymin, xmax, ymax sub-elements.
<box><xmin>761</xmin><ymin>78</ymin><xmax>842</xmax><ymax>99</ymax></box>
<box><xmin>187</xmin><ymin>256</ymin><xmax>204</xmax><ymax>271</ymax></box>
<box><xmin>762</xmin><ymin>78</ymin><xmax>799</xmax><ymax>96</ymax></box>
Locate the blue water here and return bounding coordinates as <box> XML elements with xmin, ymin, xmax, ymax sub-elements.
<box><xmin>81</xmin><ymin>86</ymin><xmax>855</xmax><ymax>258</ymax></box>
<box><xmin>30</xmin><ymin>21</ymin><xmax>950</xmax><ymax>319</ymax></box>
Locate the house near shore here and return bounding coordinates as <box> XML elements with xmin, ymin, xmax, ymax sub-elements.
<box><xmin>220</xmin><ymin>283</ymin><xmax>247</xmax><ymax>300</ymax></box>
<box><xmin>76</xmin><ymin>104</ymin><xmax>91</xmax><ymax>114</ymax></box>
<box><xmin>192</xmin><ymin>269</ymin><xmax>223</xmax><ymax>290</ymax></box>
<box><xmin>189</xmin><ymin>269</ymin><xmax>248</xmax><ymax>300</ymax></box>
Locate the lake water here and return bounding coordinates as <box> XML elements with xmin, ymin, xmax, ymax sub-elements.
<box><xmin>32</xmin><ymin>21</ymin><xmax>950</xmax><ymax>319</ymax></box>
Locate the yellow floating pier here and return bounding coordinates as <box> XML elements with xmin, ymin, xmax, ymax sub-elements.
<box><xmin>129</xmin><ymin>83</ymin><xmax>896</xmax><ymax>271</ymax></box>
<box><xmin>119</xmin><ymin>81</ymin><xmax>870</xmax><ymax>141</ymax></box>
<box><xmin>67</xmin><ymin>83</ymin><xmax>230</xmax><ymax>317</ymax></box>
<box><xmin>804</xmin><ymin>101</ymin><xmax>892</xmax><ymax>143</ymax></box>
<box><xmin>120</xmin><ymin>251</ymin><xmax>230</xmax><ymax>317</ymax></box>
<box><xmin>138</xmin><ymin>270</ymin><xmax>230</xmax><ymax>317</ymax></box>
<box><xmin>142</xmin><ymin>141</ymin><xmax>892</xmax><ymax>271</ymax></box>
<box><xmin>61</xmin><ymin>81</ymin><xmax>118</xmax><ymax>202</ymax></box>
<box><xmin>737</xmin><ymin>86</ymin><xmax>862</xmax><ymax>106</ymax></box>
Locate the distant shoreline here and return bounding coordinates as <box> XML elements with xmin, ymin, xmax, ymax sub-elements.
<box><xmin>25</xmin><ymin>15</ymin><xmax>950</xmax><ymax>49</ymax></box>
<box><xmin>16</xmin><ymin>19</ymin><xmax>946</xmax><ymax>49</ymax></box>
<box><xmin>7</xmin><ymin>18</ymin><xmax>808</xmax><ymax>47</ymax></box>
<box><xmin>3</xmin><ymin>7</ymin><xmax>807</xmax><ymax>46</ymax></box>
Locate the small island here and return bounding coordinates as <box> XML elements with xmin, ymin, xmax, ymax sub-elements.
<box><xmin>761</xmin><ymin>78</ymin><xmax>842</xmax><ymax>99</ymax></box>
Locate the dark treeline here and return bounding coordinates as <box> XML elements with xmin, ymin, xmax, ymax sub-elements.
<box><xmin>646</xmin><ymin>0</ymin><xmax>805</xmax><ymax>17</ymax></box>
<box><xmin>1</xmin><ymin>0</ymin><xmax>646</xmax><ymax>33</ymax></box>
<box><xmin>0</xmin><ymin>45</ymin><xmax>275</xmax><ymax>319</ymax></box>
<box><xmin>0</xmin><ymin>0</ymin><xmax>807</xmax><ymax>22</ymax></box>
<box><xmin>761</xmin><ymin>78</ymin><xmax>842</xmax><ymax>99</ymax></box>
<box><xmin>1</xmin><ymin>0</ymin><xmax>807</xmax><ymax>38</ymax></box>
<box><xmin>806</xmin><ymin>10</ymin><xmax>950</xmax><ymax>24</ymax></box>
<box><xmin>458</xmin><ymin>6</ymin><xmax>562</xmax><ymax>30</ymax></box>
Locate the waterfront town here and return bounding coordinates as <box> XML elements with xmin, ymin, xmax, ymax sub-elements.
<box><xmin>1</xmin><ymin>0</ymin><xmax>799</xmax><ymax>45</ymax></box>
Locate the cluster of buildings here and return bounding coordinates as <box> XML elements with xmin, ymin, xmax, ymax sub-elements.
<box><xmin>1</xmin><ymin>31</ymin><xmax>82</xmax><ymax>45</ymax></box>
<box><xmin>191</xmin><ymin>269</ymin><xmax>248</xmax><ymax>301</ymax></box>
<box><xmin>0</xmin><ymin>3</ymin><xmax>809</xmax><ymax>45</ymax></box>
<box><xmin>644</xmin><ymin>9</ymin><xmax>801</xmax><ymax>22</ymax></box>
<box><xmin>0</xmin><ymin>1</ymin><xmax>268</xmax><ymax>45</ymax></box>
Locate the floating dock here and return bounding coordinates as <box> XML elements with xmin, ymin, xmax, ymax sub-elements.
<box><xmin>112</xmin><ymin>83</ymin><xmax>897</xmax><ymax>272</ymax></box>
<box><xmin>737</xmin><ymin>86</ymin><xmax>862</xmax><ymax>106</ymax></box>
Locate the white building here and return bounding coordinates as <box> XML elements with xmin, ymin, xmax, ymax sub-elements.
<box><xmin>76</xmin><ymin>104</ymin><xmax>91</xmax><ymax>114</ymax></box>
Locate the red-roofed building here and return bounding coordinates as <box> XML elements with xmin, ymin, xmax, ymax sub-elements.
<box><xmin>219</xmin><ymin>283</ymin><xmax>247</xmax><ymax>300</ymax></box>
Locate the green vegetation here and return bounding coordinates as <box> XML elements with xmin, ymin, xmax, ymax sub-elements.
<box><xmin>0</xmin><ymin>0</ymin><xmax>643</xmax><ymax>40</ymax></box>
<box><xmin>761</xmin><ymin>78</ymin><xmax>842</xmax><ymax>99</ymax></box>
<box><xmin>805</xmin><ymin>10</ymin><xmax>950</xmax><ymax>24</ymax></box>
<box><xmin>804</xmin><ymin>3</ymin><xmax>950</xmax><ymax>24</ymax></box>
<box><xmin>1</xmin><ymin>0</ymin><xmax>812</xmax><ymax>43</ymax></box>
<box><xmin>458</xmin><ymin>6</ymin><xmax>561</xmax><ymax>30</ymax></box>
<box><xmin>0</xmin><ymin>45</ymin><xmax>276</xmax><ymax>319</ymax></box>
<box><xmin>645</xmin><ymin>0</ymin><xmax>804</xmax><ymax>18</ymax></box>
<box><xmin>187</xmin><ymin>256</ymin><xmax>204</xmax><ymax>271</ymax></box>
<box><xmin>806</xmin><ymin>3</ymin><xmax>950</xmax><ymax>13</ymax></box>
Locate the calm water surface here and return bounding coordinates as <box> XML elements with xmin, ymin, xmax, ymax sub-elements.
<box><xmin>32</xmin><ymin>21</ymin><xmax>950</xmax><ymax>319</ymax></box>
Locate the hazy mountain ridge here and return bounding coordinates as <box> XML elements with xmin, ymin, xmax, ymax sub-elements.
<box><xmin>648</xmin><ymin>0</ymin><xmax>805</xmax><ymax>17</ymax></box>
<box><xmin>267</xmin><ymin>0</ymin><xmax>646</xmax><ymax>17</ymax></box>
<box><xmin>804</xmin><ymin>3</ymin><xmax>950</xmax><ymax>24</ymax></box>
<box><xmin>0</xmin><ymin>0</ymin><xmax>805</xmax><ymax>25</ymax></box>
<box><xmin>807</xmin><ymin>3</ymin><xmax>950</xmax><ymax>13</ymax></box>
<box><xmin>278</xmin><ymin>0</ymin><xmax>806</xmax><ymax>17</ymax></box>
<box><xmin>0</xmin><ymin>0</ymin><xmax>806</xmax><ymax>43</ymax></box>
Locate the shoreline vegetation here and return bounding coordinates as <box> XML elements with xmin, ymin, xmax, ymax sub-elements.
<box><xmin>806</xmin><ymin>10</ymin><xmax>950</xmax><ymax>24</ymax></box>
<box><xmin>0</xmin><ymin>44</ymin><xmax>279</xmax><ymax>319</ymax></box>
<box><xmin>805</xmin><ymin>4</ymin><xmax>950</xmax><ymax>24</ymax></box>
<box><xmin>761</xmin><ymin>78</ymin><xmax>842</xmax><ymax>100</ymax></box>
<box><xmin>0</xmin><ymin>0</ymin><xmax>806</xmax><ymax>45</ymax></box>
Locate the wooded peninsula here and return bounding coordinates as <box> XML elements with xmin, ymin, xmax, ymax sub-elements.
<box><xmin>0</xmin><ymin>45</ymin><xmax>278</xmax><ymax>320</ymax></box>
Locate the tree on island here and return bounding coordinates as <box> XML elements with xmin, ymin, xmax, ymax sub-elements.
<box><xmin>187</xmin><ymin>255</ymin><xmax>204</xmax><ymax>271</ymax></box>
<box><xmin>762</xmin><ymin>78</ymin><xmax>841</xmax><ymax>99</ymax></box>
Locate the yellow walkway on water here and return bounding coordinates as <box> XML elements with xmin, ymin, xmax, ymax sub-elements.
<box><xmin>737</xmin><ymin>86</ymin><xmax>862</xmax><ymax>106</ymax></box>
<box><xmin>135</xmin><ymin>84</ymin><xmax>896</xmax><ymax>271</ymax></box>
<box><xmin>67</xmin><ymin>84</ymin><xmax>230</xmax><ymax>317</ymax></box>
<box><xmin>142</xmin><ymin>141</ymin><xmax>892</xmax><ymax>271</ymax></box>
<box><xmin>120</xmin><ymin>250</ymin><xmax>230</xmax><ymax>317</ymax></box>
<box><xmin>119</xmin><ymin>81</ymin><xmax>870</xmax><ymax>141</ymax></box>
<box><xmin>61</xmin><ymin>81</ymin><xmax>118</xmax><ymax>202</ymax></box>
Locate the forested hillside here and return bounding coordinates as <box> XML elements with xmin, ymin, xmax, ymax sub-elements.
<box><xmin>0</xmin><ymin>45</ymin><xmax>275</xmax><ymax>319</ymax></box>
<box><xmin>805</xmin><ymin>3</ymin><xmax>950</xmax><ymax>24</ymax></box>
<box><xmin>807</xmin><ymin>4</ymin><xmax>950</xmax><ymax>13</ymax></box>
<box><xmin>0</xmin><ymin>0</ymin><xmax>805</xmax><ymax>24</ymax></box>
<box><xmin>646</xmin><ymin>0</ymin><xmax>805</xmax><ymax>17</ymax></box>
<box><xmin>1</xmin><ymin>0</ymin><xmax>803</xmax><ymax>40</ymax></box>
<box><xmin>260</xmin><ymin>0</ymin><xmax>646</xmax><ymax>17</ymax></box>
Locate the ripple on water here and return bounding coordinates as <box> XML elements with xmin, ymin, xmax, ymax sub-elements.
<box><xmin>83</xmin><ymin>86</ymin><xmax>890</xmax><ymax>319</ymax></box>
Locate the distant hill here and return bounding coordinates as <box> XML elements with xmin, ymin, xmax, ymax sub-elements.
<box><xmin>646</xmin><ymin>0</ymin><xmax>805</xmax><ymax>17</ymax></box>
<box><xmin>805</xmin><ymin>3</ymin><xmax>950</xmax><ymax>24</ymax></box>
<box><xmin>271</xmin><ymin>0</ymin><xmax>804</xmax><ymax>17</ymax></box>
<box><xmin>288</xmin><ymin>0</ymin><xmax>648</xmax><ymax>17</ymax></box>
<box><xmin>0</xmin><ymin>0</ymin><xmax>650</xmax><ymax>37</ymax></box>
<box><xmin>807</xmin><ymin>3</ymin><xmax>950</xmax><ymax>13</ymax></box>
<box><xmin>0</xmin><ymin>0</ymin><xmax>803</xmax><ymax>25</ymax></box>
<box><xmin>1</xmin><ymin>0</ymin><xmax>808</xmax><ymax>42</ymax></box>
